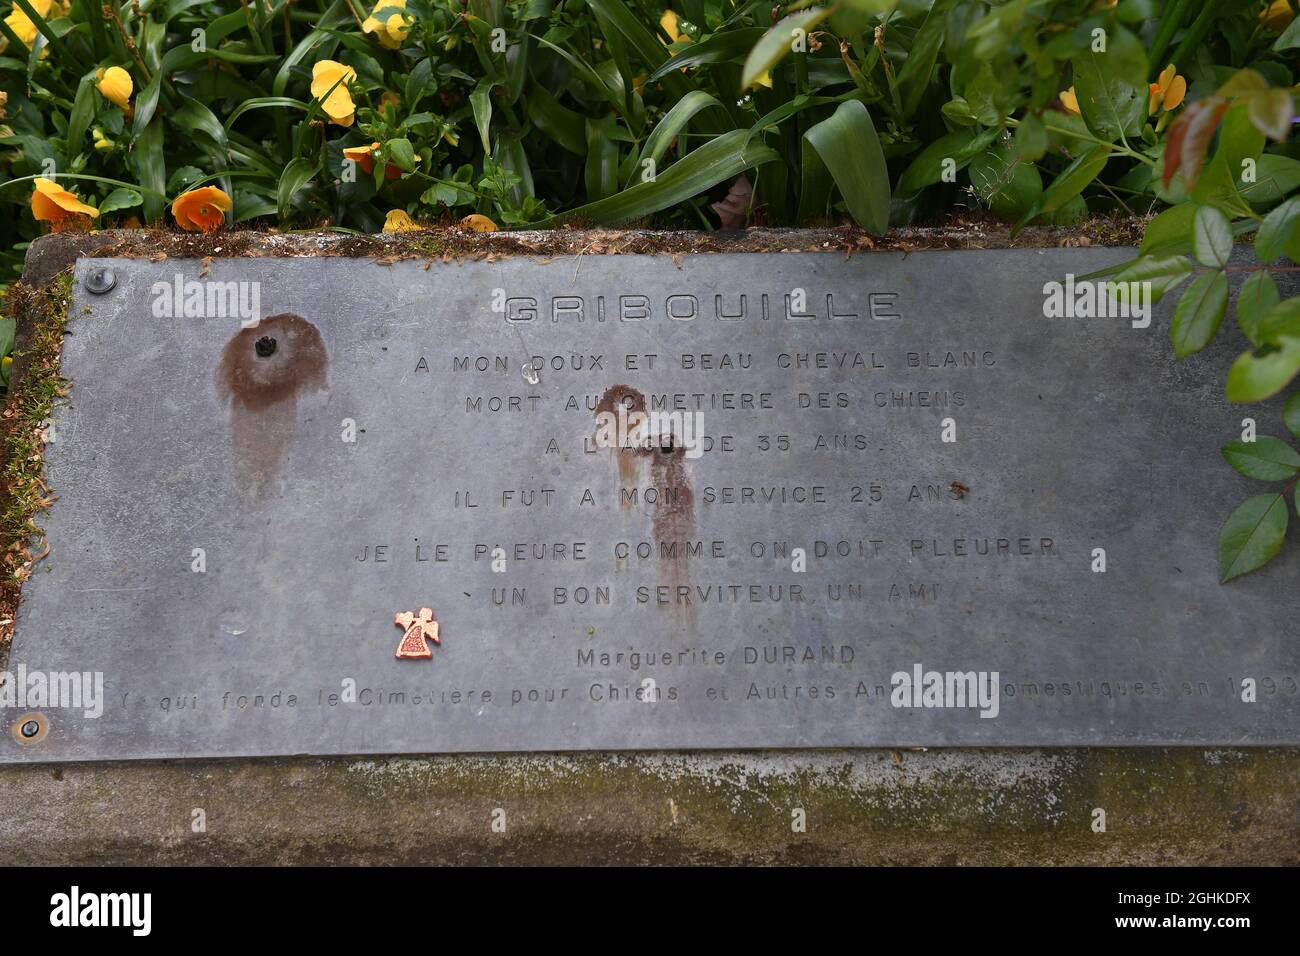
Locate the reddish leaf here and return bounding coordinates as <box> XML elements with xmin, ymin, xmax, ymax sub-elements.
<box><xmin>1163</xmin><ymin>97</ymin><xmax>1229</xmax><ymax>188</ymax></box>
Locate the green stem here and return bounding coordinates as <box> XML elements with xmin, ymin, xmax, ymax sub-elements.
<box><xmin>5</xmin><ymin>173</ymin><xmax>167</xmax><ymax>203</ymax></box>
<box><xmin>1169</xmin><ymin>0</ymin><xmax>1220</xmax><ymax>73</ymax></box>
<box><xmin>1006</xmin><ymin>116</ymin><xmax>1158</xmax><ymax>167</ymax></box>
<box><xmin>1148</xmin><ymin>0</ymin><xmax>1191</xmax><ymax>79</ymax></box>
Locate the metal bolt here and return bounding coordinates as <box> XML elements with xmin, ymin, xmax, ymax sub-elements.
<box><xmin>84</xmin><ymin>268</ymin><xmax>116</xmax><ymax>294</ymax></box>
<box><xmin>255</xmin><ymin>336</ymin><xmax>277</xmax><ymax>357</ymax></box>
<box><xmin>19</xmin><ymin>720</ymin><xmax>39</xmax><ymax>738</ymax></box>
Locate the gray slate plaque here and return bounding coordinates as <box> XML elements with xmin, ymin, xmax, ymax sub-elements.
<box><xmin>4</xmin><ymin>247</ymin><xmax>1298</xmax><ymax>761</ymax></box>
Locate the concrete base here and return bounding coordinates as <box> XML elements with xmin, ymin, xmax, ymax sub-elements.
<box><xmin>0</xmin><ymin>749</ymin><xmax>1295</xmax><ymax>864</ymax></box>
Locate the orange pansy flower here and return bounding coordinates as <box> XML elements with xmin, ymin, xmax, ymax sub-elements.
<box><xmin>171</xmin><ymin>186</ymin><xmax>233</xmax><ymax>234</ymax></box>
<box><xmin>31</xmin><ymin>177</ymin><xmax>99</xmax><ymax>229</ymax></box>
<box><xmin>460</xmin><ymin>213</ymin><xmax>498</xmax><ymax>232</ymax></box>
<box><xmin>343</xmin><ymin>142</ymin><xmax>402</xmax><ymax>179</ymax></box>
<box><xmin>1148</xmin><ymin>64</ymin><xmax>1187</xmax><ymax>115</ymax></box>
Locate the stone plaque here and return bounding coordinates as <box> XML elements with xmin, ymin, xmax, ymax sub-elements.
<box><xmin>4</xmin><ymin>247</ymin><xmax>1298</xmax><ymax>762</ymax></box>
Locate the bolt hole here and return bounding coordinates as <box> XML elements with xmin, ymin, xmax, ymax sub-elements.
<box><xmin>12</xmin><ymin>712</ymin><xmax>46</xmax><ymax>745</ymax></box>
<box><xmin>255</xmin><ymin>336</ymin><xmax>277</xmax><ymax>357</ymax></box>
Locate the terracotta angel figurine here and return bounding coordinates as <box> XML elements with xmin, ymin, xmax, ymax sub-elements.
<box><xmin>394</xmin><ymin>607</ymin><xmax>439</xmax><ymax>660</ymax></box>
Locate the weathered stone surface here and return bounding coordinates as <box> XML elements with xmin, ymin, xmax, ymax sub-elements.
<box><xmin>0</xmin><ymin>748</ymin><xmax>1296</xmax><ymax>865</ymax></box>
<box><xmin>5</xmin><ymin>245</ymin><xmax>1300</xmax><ymax>762</ymax></box>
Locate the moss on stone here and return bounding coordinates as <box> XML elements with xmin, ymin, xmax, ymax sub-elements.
<box><xmin>0</xmin><ymin>270</ymin><xmax>73</xmax><ymax>664</ymax></box>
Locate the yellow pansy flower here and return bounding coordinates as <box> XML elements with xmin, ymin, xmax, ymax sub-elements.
<box><xmin>1059</xmin><ymin>86</ymin><xmax>1080</xmax><ymax>115</ymax></box>
<box><xmin>1261</xmin><ymin>0</ymin><xmax>1294</xmax><ymax>31</ymax></box>
<box><xmin>460</xmin><ymin>214</ymin><xmax>498</xmax><ymax>232</ymax></box>
<box><xmin>660</xmin><ymin>10</ymin><xmax>681</xmax><ymax>43</ymax></box>
<box><xmin>4</xmin><ymin>0</ymin><xmax>53</xmax><ymax>47</ymax></box>
<box><xmin>1148</xmin><ymin>64</ymin><xmax>1186</xmax><ymax>114</ymax></box>
<box><xmin>30</xmin><ymin>177</ymin><xmax>98</xmax><ymax>226</ymax></box>
<box><xmin>311</xmin><ymin>60</ymin><xmax>358</xmax><ymax>127</ymax></box>
<box><xmin>96</xmin><ymin>66</ymin><xmax>133</xmax><ymax>113</ymax></box>
<box><xmin>383</xmin><ymin>209</ymin><xmax>422</xmax><ymax>232</ymax></box>
<box><xmin>362</xmin><ymin>0</ymin><xmax>410</xmax><ymax>50</ymax></box>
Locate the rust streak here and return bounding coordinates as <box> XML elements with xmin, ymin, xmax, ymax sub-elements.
<box><xmin>216</xmin><ymin>313</ymin><xmax>327</xmax><ymax>497</ymax></box>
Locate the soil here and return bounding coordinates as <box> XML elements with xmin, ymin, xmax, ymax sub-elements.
<box><xmin>22</xmin><ymin>214</ymin><xmax>1150</xmax><ymax>282</ymax></box>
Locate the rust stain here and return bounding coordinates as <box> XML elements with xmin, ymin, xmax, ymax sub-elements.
<box><xmin>216</xmin><ymin>313</ymin><xmax>327</xmax><ymax>496</ymax></box>
<box><xmin>593</xmin><ymin>385</ymin><xmax>695</xmax><ymax>623</ymax></box>
<box><xmin>649</xmin><ymin>442</ymin><xmax>696</xmax><ymax>624</ymax></box>
<box><xmin>594</xmin><ymin>384</ymin><xmax>648</xmax><ymax>492</ymax></box>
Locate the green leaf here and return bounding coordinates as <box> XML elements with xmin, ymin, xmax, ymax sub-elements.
<box><xmin>639</xmin><ymin>91</ymin><xmax>724</xmax><ymax>171</ymax></box>
<box><xmin>968</xmin><ymin>144</ymin><xmax>1042</xmax><ymax>220</ymax></box>
<box><xmin>386</xmin><ymin>138</ymin><xmax>417</xmax><ymax>172</ymax></box>
<box><xmin>1254</xmin><ymin>197</ymin><xmax>1300</xmax><ymax>263</ymax></box>
<box><xmin>1257</xmin><ymin>297</ymin><xmax>1300</xmax><ymax>343</ymax></box>
<box><xmin>130</xmin><ymin>119</ymin><xmax>167</xmax><ymax>223</ymax></box>
<box><xmin>895</xmin><ymin>0</ymin><xmax>955</xmax><ymax>119</ymax></box>
<box><xmin>1071</xmin><ymin>25</ymin><xmax>1147</xmax><ymax>142</ymax></box>
<box><xmin>1138</xmin><ymin>203</ymin><xmax>1197</xmax><ymax>258</ymax></box>
<box><xmin>1170</xmin><ymin>270</ymin><xmax>1229</xmax><ymax>357</ymax></box>
<box><xmin>1191</xmin><ymin>205</ymin><xmax>1232</xmax><ymax>267</ymax></box>
<box><xmin>1191</xmin><ymin>104</ymin><xmax>1263</xmax><ymax>216</ymax></box>
<box><xmin>1226</xmin><ymin>337</ymin><xmax>1300</xmax><ymax>402</ymax></box>
<box><xmin>1218</xmin><ymin>493</ymin><xmax>1288</xmax><ymax>583</ymax></box>
<box><xmin>1014</xmin><ymin>113</ymin><xmax>1047</xmax><ymax>162</ymax></box>
<box><xmin>470</xmin><ymin>78</ymin><xmax>493</xmax><ymax>155</ymax></box>
<box><xmin>97</xmin><ymin>188</ymin><xmax>143</xmax><ymax>216</ymax></box>
<box><xmin>1016</xmin><ymin>147</ymin><xmax>1109</xmax><ymax>230</ymax></box>
<box><xmin>896</xmin><ymin>127</ymin><xmax>999</xmax><ymax>197</ymax></box>
<box><xmin>963</xmin><ymin>64</ymin><xmax>1005</xmax><ymax>126</ymax></box>
<box><xmin>646</xmin><ymin>28</ymin><xmax>763</xmax><ymax>83</ymax></box>
<box><xmin>740</xmin><ymin>8</ymin><xmax>834</xmax><ymax>90</ymax></box>
<box><xmin>133</xmin><ymin>71</ymin><xmax>164</xmax><ymax>138</ymax></box>
<box><xmin>586</xmin><ymin>0</ymin><xmax>690</xmax><ymax>97</ymax></box>
<box><xmin>0</xmin><ymin>315</ymin><xmax>15</xmax><ymax>361</ymax></box>
<box><xmin>224</xmin><ymin>97</ymin><xmax>309</xmax><ymax>130</ymax></box>
<box><xmin>1274</xmin><ymin>17</ymin><xmax>1300</xmax><ymax>51</ymax></box>
<box><xmin>1240</xmin><ymin>155</ymin><xmax>1300</xmax><ymax>206</ymax></box>
<box><xmin>526</xmin><ymin>85</ymin><xmax>587</xmax><ymax>156</ymax></box>
<box><xmin>173</xmin><ymin>96</ymin><xmax>229</xmax><ymax>149</ymax></box>
<box><xmin>801</xmin><ymin>100</ymin><xmax>891</xmax><ymax>235</ymax></box>
<box><xmin>1109</xmin><ymin>254</ymin><xmax>1194</xmax><ymax>305</ymax></box>
<box><xmin>277</xmin><ymin>157</ymin><xmax>318</xmax><ymax>219</ymax></box>
<box><xmin>1222</xmin><ymin>436</ymin><xmax>1300</xmax><ymax>480</ymax></box>
<box><xmin>1237</xmin><ymin>271</ymin><xmax>1280</xmax><ymax>347</ymax></box>
<box><xmin>1248</xmin><ymin>88</ymin><xmax>1295</xmax><ymax>142</ymax></box>
<box><xmin>585</xmin><ymin>122</ymin><xmax>619</xmax><ymax>201</ymax></box>
<box><xmin>547</xmin><ymin>129</ymin><xmax>778</xmax><ymax>227</ymax></box>
<box><xmin>65</xmin><ymin>73</ymin><xmax>95</xmax><ymax>155</ymax></box>
<box><xmin>1284</xmin><ymin>393</ymin><xmax>1300</xmax><ymax>440</ymax></box>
